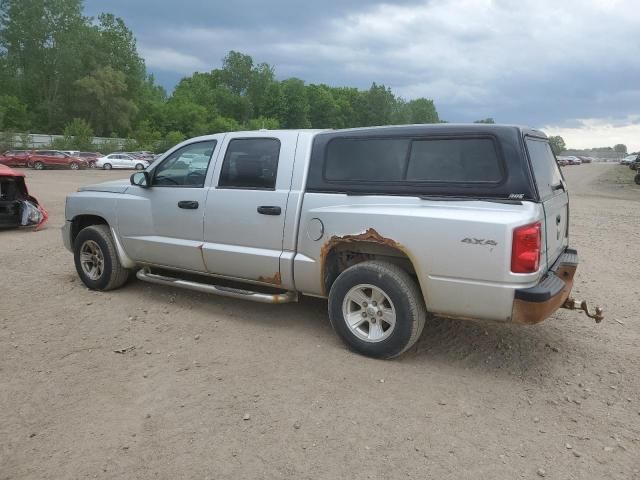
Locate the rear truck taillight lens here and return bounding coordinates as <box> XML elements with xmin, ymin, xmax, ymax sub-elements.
<box><xmin>511</xmin><ymin>222</ymin><xmax>541</xmax><ymax>273</ymax></box>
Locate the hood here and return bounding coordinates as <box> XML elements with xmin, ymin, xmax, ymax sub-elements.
<box><xmin>0</xmin><ymin>164</ymin><xmax>25</xmax><ymax>177</ymax></box>
<box><xmin>78</xmin><ymin>179</ymin><xmax>130</xmax><ymax>194</ymax></box>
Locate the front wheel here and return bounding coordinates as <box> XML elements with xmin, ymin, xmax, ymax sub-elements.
<box><xmin>635</xmin><ymin>173</ymin><xmax>640</xmax><ymax>185</ymax></box>
<box><xmin>33</xmin><ymin>161</ymin><xmax>44</xmax><ymax>170</ymax></box>
<box><xmin>69</xmin><ymin>162</ymin><xmax>79</xmax><ymax>170</ymax></box>
<box><xmin>73</xmin><ymin>225</ymin><xmax>131</xmax><ymax>291</ymax></box>
<box><xmin>103</xmin><ymin>163</ymin><xmax>112</xmax><ymax>170</ymax></box>
<box><xmin>328</xmin><ymin>261</ymin><xmax>427</xmax><ymax>359</ymax></box>
<box><xmin>134</xmin><ymin>163</ymin><xmax>145</xmax><ymax>170</ymax></box>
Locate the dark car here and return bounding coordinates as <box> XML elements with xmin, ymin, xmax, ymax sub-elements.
<box><xmin>578</xmin><ymin>156</ymin><xmax>593</xmax><ymax>164</ymax></box>
<box><xmin>28</xmin><ymin>150</ymin><xmax>89</xmax><ymax>170</ymax></box>
<box><xmin>0</xmin><ymin>150</ymin><xmax>33</xmax><ymax>167</ymax></box>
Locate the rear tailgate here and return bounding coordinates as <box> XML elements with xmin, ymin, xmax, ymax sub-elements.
<box><xmin>524</xmin><ymin>137</ymin><xmax>569</xmax><ymax>267</ymax></box>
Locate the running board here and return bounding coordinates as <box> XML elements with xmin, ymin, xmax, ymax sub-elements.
<box><xmin>136</xmin><ymin>269</ymin><xmax>298</xmax><ymax>304</ymax></box>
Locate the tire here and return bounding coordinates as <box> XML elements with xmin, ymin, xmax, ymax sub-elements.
<box><xmin>135</xmin><ymin>163</ymin><xmax>144</xmax><ymax>170</ymax></box>
<box><xmin>635</xmin><ymin>173</ymin><xmax>640</xmax><ymax>185</ymax></box>
<box><xmin>73</xmin><ymin>224</ymin><xmax>131</xmax><ymax>291</ymax></box>
<box><xmin>33</xmin><ymin>161</ymin><xmax>44</xmax><ymax>170</ymax></box>
<box><xmin>328</xmin><ymin>261</ymin><xmax>427</xmax><ymax>359</ymax></box>
<box><xmin>88</xmin><ymin>161</ymin><xmax>96</xmax><ymax>169</ymax></box>
<box><xmin>69</xmin><ymin>162</ymin><xmax>79</xmax><ymax>170</ymax></box>
<box><xmin>103</xmin><ymin>163</ymin><xmax>112</xmax><ymax>170</ymax></box>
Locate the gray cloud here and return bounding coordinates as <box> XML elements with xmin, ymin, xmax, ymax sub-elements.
<box><xmin>85</xmin><ymin>0</ymin><xmax>640</xmax><ymax>131</ymax></box>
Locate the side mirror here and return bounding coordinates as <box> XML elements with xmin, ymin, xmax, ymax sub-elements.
<box><xmin>130</xmin><ymin>171</ymin><xmax>150</xmax><ymax>188</ymax></box>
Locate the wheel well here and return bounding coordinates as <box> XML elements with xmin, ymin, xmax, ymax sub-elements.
<box><xmin>323</xmin><ymin>241</ymin><xmax>418</xmax><ymax>295</ymax></box>
<box><xmin>71</xmin><ymin>215</ymin><xmax>108</xmax><ymax>244</ymax></box>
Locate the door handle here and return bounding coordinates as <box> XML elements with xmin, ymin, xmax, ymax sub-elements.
<box><xmin>257</xmin><ymin>206</ymin><xmax>281</xmax><ymax>216</ymax></box>
<box><xmin>556</xmin><ymin>214</ymin><xmax>561</xmax><ymax>225</ymax></box>
<box><xmin>178</xmin><ymin>200</ymin><xmax>199</xmax><ymax>209</ymax></box>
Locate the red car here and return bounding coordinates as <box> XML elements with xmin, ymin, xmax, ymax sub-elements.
<box><xmin>78</xmin><ymin>151</ymin><xmax>103</xmax><ymax>168</ymax></box>
<box><xmin>0</xmin><ymin>164</ymin><xmax>48</xmax><ymax>229</ymax></box>
<box><xmin>0</xmin><ymin>150</ymin><xmax>33</xmax><ymax>167</ymax></box>
<box><xmin>28</xmin><ymin>150</ymin><xmax>89</xmax><ymax>170</ymax></box>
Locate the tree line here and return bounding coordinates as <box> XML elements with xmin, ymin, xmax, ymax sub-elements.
<box><xmin>0</xmin><ymin>0</ymin><xmax>442</xmax><ymax>152</ymax></box>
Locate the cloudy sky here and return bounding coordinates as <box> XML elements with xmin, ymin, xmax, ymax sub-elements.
<box><xmin>85</xmin><ymin>0</ymin><xmax>640</xmax><ymax>151</ymax></box>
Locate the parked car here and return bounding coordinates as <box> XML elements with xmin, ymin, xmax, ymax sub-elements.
<box><xmin>0</xmin><ymin>164</ymin><xmax>48</xmax><ymax>229</ymax></box>
<box><xmin>63</xmin><ymin>125</ymin><xmax>602</xmax><ymax>359</ymax></box>
<box><xmin>95</xmin><ymin>153</ymin><xmax>150</xmax><ymax>170</ymax></box>
<box><xmin>0</xmin><ymin>150</ymin><xmax>33</xmax><ymax>167</ymax></box>
<box><xmin>627</xmin><ymin>155</ymin><xmax>640</xmax><ymax>170</ymax></box>
<box><xmin>28</xmin><ymin>150</ymin><xmax>89</xmax><ymax>170</ymax></box>
<box><xmin>620</xmin><ymin>155</ymin><xmax>637</xmax><ymax>165</ymax></box>
<box><xmin>563</xmin><ymin>156</ymin><xmax>582</xmax><ymax>165</ymax></box>
<box><xmin>78</xmin><ymin>152</ymin><xmax>103</xmax><ymax>168</ymax></box>
<box><xmin>578</xmin><ymin>156</ymin><xmax>593</xmax><ymax>163</ymax></box>
<box><xmin>556</xmin><ymin>156</ymin><xmax>569</xmax><ymax>166</ymax></box>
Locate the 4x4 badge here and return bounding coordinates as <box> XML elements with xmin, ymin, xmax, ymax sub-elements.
<box><xmin>461</xmin><ymin>238</ymin><xmax>498</xmax><ymax>246</ymax></box>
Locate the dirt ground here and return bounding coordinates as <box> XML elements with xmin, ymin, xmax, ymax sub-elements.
<box><xmin>1</xmin><ymin>164</ymin><xmax>639</xmax><ymax>480</ymax></box>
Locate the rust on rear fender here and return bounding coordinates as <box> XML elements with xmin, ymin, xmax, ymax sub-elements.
<box><xmin>319</xmin><ymin>228</ymin><xmax>411</xmax><ymax>296</ymax></box>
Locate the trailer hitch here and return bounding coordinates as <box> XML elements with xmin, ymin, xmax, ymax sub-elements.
<box><xmin>562</xmin><ymin>298</ymin><xmax>604</xmax><ymax>323</ymax></box>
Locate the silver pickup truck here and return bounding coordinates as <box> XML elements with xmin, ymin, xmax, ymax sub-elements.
<box><xmin>63</xmin><ymin>124</ymin><xmax>602</xmax><ymax>358</ymax></box>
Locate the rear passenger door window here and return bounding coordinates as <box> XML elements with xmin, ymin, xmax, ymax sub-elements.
<box><xmin>218</xmin><ymin>138</ymin><xmax>281</xmax><ymax>189</ymax></box>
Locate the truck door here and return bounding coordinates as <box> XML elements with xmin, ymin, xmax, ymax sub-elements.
<box><xmin>201</xmin><ymin>132</ymin><xmax>298</xmax><ymax>284</ymax></box>
<box><xmin>525</xmin><ymin>137</ymin><xmax>569</xmax><ymax>268</ymax></box>
<box><xmin>117</xmin><ymin>139</ymin><xmax>220</xmax><ymax>272</ymax></box>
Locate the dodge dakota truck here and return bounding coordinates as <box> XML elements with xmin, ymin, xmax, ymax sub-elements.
<box><xmin>62</xmin><ymin>125</ymin><xmax>602</xmax><ymax>358</ymax></box>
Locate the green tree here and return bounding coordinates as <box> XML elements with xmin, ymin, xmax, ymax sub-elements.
<box><xmin>280</xmin><ymin>78</ymin><xmax>310</xmax><ymax>128</ymax></box>
<box><xmin>161</xmin><ymin>97</ymin><xmax>208</xmax><ymax>137</ymax></box>
<box><xmin>407</xmin><ymin>98</ymin><xmax>439</xmax><ymax>124</ymax></box>
<box><xmin>246</xmin><ymin>116</ymin><xmax>280</xmax><ymax>130</ymax></box>
<box><xmin>62</xmin><ymin>117</ymin><xmax>94</xmax><ymax>150</ymax></box>
<box><xmin>221</xmin><ymin>50</ymin><xmax>253</xmax><ymax>95</ymax></box>
<box><xmin>361</xmin><ymin>83</ymin><xmax>394</xmax><ymax>126</ymax></box>
<box><xmin>74</xmin><ymin>66</ymin><xmax>138</xmax><ymax>135</ymax></box>
<box><xmin>307</xmin><ymin>84</ymin><xmax>339</xmax><ymax>128</ymax></box>
<box><xmin>614</xmin><ymin>144</ymin><xmax>627</xmax><ymax>154</ymax></box>
<box><xmin>0</xmin><ymin>0</ymin><xmax>86</xmax><ymax>130</ymax></box>
<box><xmin>0</xmin><ymin>95</ymin><xmax>29</xmax><ymax>130</ymax></box>
<box><xmin>473</xmin><ymin>118</ymin><xmax>495</xmax><ymax>124</ymax></box>
<box><xmin>157</xmin><ymin>130</ymin><xmax>186</xmax><ymax>152</ymax></box>
<box><xmin>132</xmin><ymin>119</ymin><xmax>162</xmax><ymax>150</ymax></box>
<box><xmin>548</xmin><ymin>135</ymin><xmax>567</xmax><ymax>155</ymax></box>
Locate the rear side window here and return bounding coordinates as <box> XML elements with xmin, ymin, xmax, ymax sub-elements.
<box><xmin>324</xmin><ymin>137</ymin><xmax>503</xmax><ymax>183</ymax></box>
<box><xmin>325</xmin><ymin>139</ymin><xmax>409</xmax><ymax>181</ymax></box>
<box><xmin>218</xmin><ymin>138</ymin><xmax>281</xmax><ymax>189</ymax></box>
<box><xmin>407</xmin><ymin>138</ymin><xmax>502</xmax><ymax>182</ymax></box>
<box><xmin>525</xmin><ymin>138</ymin><xmax>563</xmax><ymax>199</ymax></box>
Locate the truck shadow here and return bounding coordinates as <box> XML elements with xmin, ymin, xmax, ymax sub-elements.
<box><xmin>126</xmin><ymin>279</ymin><xmax>573</xmax><ymax>381</ymax></box>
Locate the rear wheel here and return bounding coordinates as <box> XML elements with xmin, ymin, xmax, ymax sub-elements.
<box><xmin>635</xmin><ymin>173</ymin><xmax>640</xmax><ymax>185</ymax></box>
<box><xmin>33</xmin><ymin>161</ymin><xmax>44</xmax><ymax>170</ymax></box>
<box><xmin>328</xmin><ymin>261</ymin><xmax>427</xmax><ymax>359</ymax></box>
<box><xmin>73</xmin><ymin>225</ymin><xmax>130</xmax><ymax>291</ymax></box>
<box><xmin>103</xmin><ymin>163</ymin><xmax>112</xmax><ymax>170</ymax></box>
<box><xmin>88</xmin><ymin>160</ymin><xmax>96</xmax><ymax>169</ymax></box>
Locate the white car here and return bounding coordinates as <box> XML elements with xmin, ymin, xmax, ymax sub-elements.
<box><xmin>95</xmin><ymin>153</ymin><xmax>149</xmax><ymax>170</ymax></box>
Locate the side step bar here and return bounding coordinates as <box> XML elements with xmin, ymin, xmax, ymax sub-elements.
<box><xmin>136</xmin><ymin>269</ymin><xmax>298</xmax><ymax>304</ymax></box>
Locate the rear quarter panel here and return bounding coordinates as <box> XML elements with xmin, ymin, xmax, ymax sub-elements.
<box><xmin>294</xmin><ymin>194</ymin><xmax>545</xmax><ymax>321</ymax></box>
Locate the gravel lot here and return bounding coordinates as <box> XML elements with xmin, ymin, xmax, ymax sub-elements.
<box><xmin>1</xmin><ymin>164</ymin><xmax>639</xmax><ymax>479</ymax></box>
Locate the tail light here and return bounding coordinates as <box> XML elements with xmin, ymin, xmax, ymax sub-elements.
<box><xmin>511</xmin><ymin>222</ymin><xmax>541</xmax><ymax>273</ymax></box>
